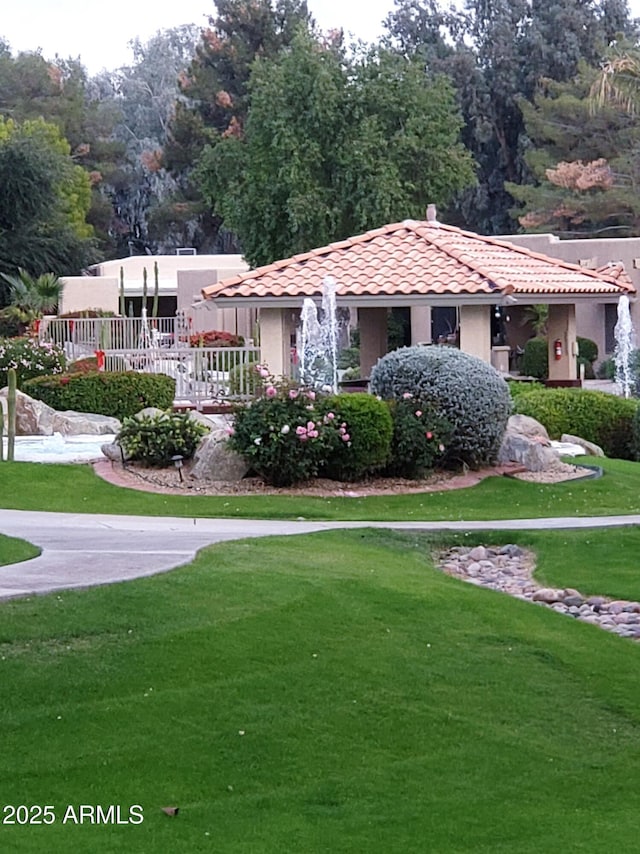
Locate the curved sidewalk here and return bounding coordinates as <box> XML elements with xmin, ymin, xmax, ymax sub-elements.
<box><xmin>1</xmin><ymin>508</ymin><xmax>639</xmax><ymax>601</ymax></box>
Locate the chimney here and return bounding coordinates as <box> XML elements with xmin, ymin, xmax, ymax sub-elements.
<box><xmin>426</xmin><ymin>204</ymin><xmax>439</xmax><ymax>225</ymax></box>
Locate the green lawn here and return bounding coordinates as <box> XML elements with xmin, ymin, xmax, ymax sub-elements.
<box><xmin>2</xmin><ymin>528</ymin><xmax>640</xmax><ymax>852</ymax></box>
<box><xmin>0</xmin><ymin>534</ymin><xmax>40</xmax><ymax>567</ymax></box>
<box><xmin>1</xmin><ymin>456</ymin><xmax>639</xmax><ymax>520</ymax></box>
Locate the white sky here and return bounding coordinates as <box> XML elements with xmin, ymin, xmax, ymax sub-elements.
<box><xmin>0</xmin><ymin>0</ymin><xmax>393</xmax><ymax>74</ymax></box>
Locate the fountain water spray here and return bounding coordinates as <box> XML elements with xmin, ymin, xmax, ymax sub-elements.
<box><xmin>614</xmin><ymin>294</ymin><xmax>636</xmax><ymax>398</ymax></box>
<box><xmin>299</xmin><ymin>276</ymin><xmax>339</xmax><ymax>393</ymax></box>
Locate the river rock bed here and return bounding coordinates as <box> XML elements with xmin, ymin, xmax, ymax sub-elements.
<box><xmin>436</xmin><ymin>544</ymin><xmax>640</xmax><ymax>641</ymax></box>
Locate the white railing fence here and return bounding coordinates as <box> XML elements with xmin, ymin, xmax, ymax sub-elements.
<box><xmin>39</xmin><ymin>316</ymin><xmax>184</xmax><ymax>361</ymax></box>
<box><xmin>102</xmin><ymin>346</ymin><xmax>261</xmax><ymax>408</ymax></box>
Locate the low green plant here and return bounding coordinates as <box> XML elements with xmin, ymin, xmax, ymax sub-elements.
<box><xmin>514</xmin><ymin>387</ymin><xmax>639</xmax><ymax>459</ymax></box>
<box><xmin>117</xmin><ymin>411</ymin><xmax>209</xmax><ymax>466</ymax></box>
<box><xmin>0</xmin><ymin>337</ymin><xmax>65</xmax><ymax>388</ymax></box>
<box><xmin>385</xmin><ymin>395</ymin><xmax>452</xmax><ymax>478</ymax></box>
<box><xmin>318</xmin><ymin>392</ymin><xmax>393</xmax><ymax>481</ymax></box>
<box><xmin>23</xmin><ymin>371</ymin><xmax>175</xmax><ymax>420</ymax></box>
<box><xmin>507</xmin><ymin>379</ymin><xmax>545</xmax><ymax>398</ymax></box>
<box><xmin>521</xmin><ymin>337</ymin><xmax>548</xmax><ymax>379</ymax></box>
<box><xmin>230</xmin><ymin>381</ymin><xmax>339</xmax><ymax>487</ymax></box>
<box><xmin>596</xmin><ymin>357</ymin><xmax>615</xmax><ymax>380</ymax></box>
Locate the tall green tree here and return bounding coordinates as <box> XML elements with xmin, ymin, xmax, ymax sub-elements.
<box><xmin>384</xmin><ymin>0</ymin><xmax>639</xmax><ymax>234</ymax></box>
<box><xmin>508</xmin><ymin>68</ymin><xmax>640</xmax><ymax>237</ymax></box>
<box><xmin>0</xmin><ymin>118</ymin><xmax>96</xmax><ymax>304</ymax></box>
<box><xmin>164</xmin><ymin>0</ymin><xmax>313</xmax><ymax>253</ymax></box>
<box><xmin>197</xmin><ymin>33</ymin><xmax>476</xmax><ymax>267</ymax></box>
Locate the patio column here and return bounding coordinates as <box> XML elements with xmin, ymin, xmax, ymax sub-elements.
<box><xmin>259</xmin><ymin>307</ymin><xmax>290</xmax><ymax>379</ymax></box>
<box><xmin>547</xmin><ymin>303</ymin><xmax>578</xmax><ymax>383</ymax></box>
<box><xmin>359</xmin><ymin>307</ymin><xmax>388</xmax><ymax>377</ymax></box>
<box><xmin>459</xmin><ymin>305</ymin><xmax>491</xmax><ymax>364</ymax></box>
<box><xmin>410</xmin><ymin>306</ymin><xmax>432</xmax><ymax>345</ymax></box>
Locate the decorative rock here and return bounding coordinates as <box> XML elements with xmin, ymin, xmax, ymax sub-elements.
<box><xmin>560</xmin><ymin>434</ymin><xmax>604</xmax><ymax>458</ymax></box>
<box><xmin>436</xmin><ymin>544</ymin><xmax>640</xmax><ymax>644</ymax></box>
<box><xmin>52</xmin><ymin>410</ymin><xmax>121</xmax><ymax>436</ymax></box>
<box><xmin>532</xmin><ymin>588</ymin><xmax>562</xmax><ymax>604</ymax></box>
<box><xmin>506</xmin><ymin>414</ymin><xmax>550</xmax><ymax>440</ymax></box>
<box><xmin>0</xmin><ymin>388</ymin><xmax>120</xmax><ymax>435</ymax></box>
<box><xmin>190</xmin><ymin>431</ymin><xmax>250</xmax><ymax>482</ymax></box>
<box><xmin>468</xmin><ymin>546</ymin><xmax>487</xmax><ymax>561</ymax></box>
<box><xmin>498</xmin><ymin>431</ymin><xmax>560</xmax><ymax>472</ymax></box>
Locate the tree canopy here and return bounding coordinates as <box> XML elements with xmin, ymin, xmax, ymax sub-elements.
<box><xmin>197</xmin><ymin>34</ymin><xmax>476</xmax><ymax>267</ymax></box>
<box><xmin>0</xmin><ymin>118</ymin><xmax>96</xmax><ymax>303</ymax></box>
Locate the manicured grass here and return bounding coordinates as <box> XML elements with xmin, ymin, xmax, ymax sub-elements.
<box><xmin>0</xmin><ymin>534</ymin><xmax>40</xmax><ymax>567</ymax></box>
<box><xmin>2</xmin><ymin>528</ymin><xmax>640</xmax><ymax>852</ymax></box>
<box><xmin>1</xmin><ymin>456</ymin><xmax>640</xmax><ymax>520</ymax></box>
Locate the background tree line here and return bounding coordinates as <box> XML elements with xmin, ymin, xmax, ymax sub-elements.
<box><xmin>1</xmin><ymin>0</ymin><xmax>639</xmax><ymax>306</ymax></box>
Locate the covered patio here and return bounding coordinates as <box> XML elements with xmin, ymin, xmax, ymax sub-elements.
<box><xmin>201</xmin><ymin>209</ymin><xmax>635</xmax><ymax>384</ymax></box>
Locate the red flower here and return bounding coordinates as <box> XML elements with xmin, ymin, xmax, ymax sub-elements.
<box><xmin>425</xmin><ymin>431</ymin><xmax>433</xmax><ymax>440</ymax></box>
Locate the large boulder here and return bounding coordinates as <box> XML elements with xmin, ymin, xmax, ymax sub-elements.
<box><xmin>560</xmin><ymin>433</ymin><xmax>605</xmax><ymax>457</ymax></box>
<box><xmin>0</xmin><ymin>388</ymin><xmax>121</xmax><ymax>435</ymax></box>
<box><xmin>190</xmin><ymin>430</ymin><xmax>250</xmax><ymax>482</ymax></box>
<box><xmin>498</xmin><ymin>414</ymin><xmax>559</xmax><ymax>472</ymax></box>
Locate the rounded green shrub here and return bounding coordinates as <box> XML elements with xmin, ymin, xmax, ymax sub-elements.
<box><xmin>369</xmin><ymin>346</ymin><xmax>511</xmax><ymax>468</ymax></box>
<box><xmin>577</xmin><ymin>336</ymin><xmax>598</xmax><ymax>365</ymax></box>
<box><xmin>318</xmin><ymin>393</ymin><xmax>393</xmax><ymax>481</ymax></box>
<box><xmin>513</xmin><ymin>387</ymin><xmax>639</xmax><ymax>459</ymax></box>
<box><xmin>117</xmin><ymin>411</ymin><xmax>209</xmax><ymax>467</ymax></box>
<box><xmin>23</xmin><ymin>371</ymin><xmax>175</xmax><ymax>420</ymax></box>
<box><xmin>521</xmin><ymin>337</ymin><xmax>548</xmax><ymax>379</ymax></box>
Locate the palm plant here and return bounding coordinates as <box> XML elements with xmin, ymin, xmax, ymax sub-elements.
<box><xmin>590</xmin><ymin>49</ymin><xmax>640</xmax><ymax>114</ymax></box>
<box><xmin>0</xmin><ymin>268</ymin><xmax>63</xmax><ymax>316</ymax></box>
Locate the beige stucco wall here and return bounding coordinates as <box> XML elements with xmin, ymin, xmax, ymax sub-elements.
<box><xmin>359</xmin><ymin>307</ymin><xmax>388</xmax><ymax>376</ymax></box>
<box><xmin>547</xmin><ymin>304</ymin><xmax>577</xmax><ymax>381</ymax></box>
<box><xmin>59</xmin><ymin>276</ymin><xmax>119</xmax><ymax>315</ymax></box>
<box><xmin>502</xmin><ymin>233</ymin><xmax>639</xmax><ymax>359</ymax></box>
<box><xmin>459</xmin><ymin>305</ymin><xmax>491</xmax><ymax>363</ymax></box>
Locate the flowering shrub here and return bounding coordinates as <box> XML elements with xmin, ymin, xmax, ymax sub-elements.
<box><xmin>385</xmin><ymin>395</ymin><xmax>452</xmax><ymax>478</ymax></box>
<box><xmin>229</xmin><ymin>373</ymin><xmax>345</xmax><ymax>486</ymax></box>
<box><xmin>188</xmin><ymin>329</ymin><xmax>244</xmax><ymax>348</ymax></box>
<box><xmin>0</xmin><ymin>336</ymin><xmax>65</xmax><ymax>388</ymax></box>
<box><xmin>370</xmin><ymin>346</ymin><xmax>511</xmax><ymax>468</ymax></box>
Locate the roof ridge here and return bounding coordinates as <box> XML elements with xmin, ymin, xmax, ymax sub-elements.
<box><xmin>416</xmin><ymin>222</ymin><xmax>633</xmax><ymax>291</ymax></box>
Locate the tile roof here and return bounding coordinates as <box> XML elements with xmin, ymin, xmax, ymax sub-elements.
<box><xmin>201</xmin><ymin>219</ymin><xmax>635</xmax><ymax>303</ymax></box>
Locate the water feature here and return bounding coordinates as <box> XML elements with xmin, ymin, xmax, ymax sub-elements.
<box><xmin>299</xmin><ymin>275</ymin><xmax>339</xmax><ymax>392</ymax></box>
<box><xmin>613</xmin><ymin>294</ymin><xmax>636</xmax><ymax>398</ymax></box>
<box><xmin>2</xmin><ymin>433</ymin><xmax>116</xmax><ymax>463</ymax></box>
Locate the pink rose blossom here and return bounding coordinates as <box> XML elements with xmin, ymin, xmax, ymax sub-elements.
<box><xmin>341</xmin><ymin>433</ymin><xmax>351</xmax><ymax>442</ymax></box>
<box><xmin>306</xmin><ymin>390</ymin><xmax>316</xmax><ymax>400</ymax></box>
<box><xmin>402</xmin><ymin>392</ymin><xmax>412</xmax><ymax>399</ymax></box>
<box><xmin>296</xmin><ymin>426</ymin><xmax>307</xmax><ymax>436</ymax></box>
<box><xmin>415</xmin><ymin>410</ymin><xmax>422</xmax><ymax>418</ymax></box>
<box><xmin>425</xmin><ymin>431</ymin><xmax>433</xmax><ymax>440</ymax></box>
<box><xmin>289</xmin><ymin>389</ymin><xmax>299</xmax><ymax>399</ymax></box>
<box><xmin>265</xmin><ymin>386</ymin><xmax>277</xmax><ymax>398</ymax></box>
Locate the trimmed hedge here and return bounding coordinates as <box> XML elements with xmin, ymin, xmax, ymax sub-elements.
<box><xmin>318</xmin><ymin>393</ymin><xmax>393</xmax><ymax>481</ymax></box>
<box><xmin>513</xmin><ymin>387</ymin><xmax>639</xmax><ymax>460</ymax></box>
<box><xmin>23</xmin><ymin>371</ymin><xmax>175</xmax><ymax>420</ymax></box>
<box><xmin>117</xmin><ymin>411</ymin><xmax>209</xmax><ymax>466</ymax></box>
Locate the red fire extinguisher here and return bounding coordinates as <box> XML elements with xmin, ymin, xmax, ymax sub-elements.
<box><xmin>554</xmin><ymin>339</ymin><xmax>563</xmax><ymax>360</ymax></box>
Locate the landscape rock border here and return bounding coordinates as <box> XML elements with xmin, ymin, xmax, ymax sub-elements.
<box><xmin>436</xmin><ymin>544</ymin><xmax>640</xmax><ymax>642</ymax></box>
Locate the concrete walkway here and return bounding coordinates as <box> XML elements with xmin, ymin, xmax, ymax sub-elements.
<box><xmin>1</xmin><ymin>509</ymin><xmax>640</xmax><ymax>601</ymax></box>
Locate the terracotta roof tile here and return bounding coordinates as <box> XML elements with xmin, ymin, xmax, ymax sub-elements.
<box><xmin>202</xmin><ymin>220</ymin><xmax>635</xmax><ymax>302</ymax></box>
